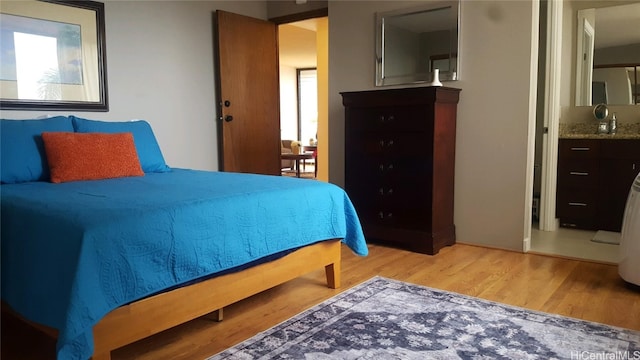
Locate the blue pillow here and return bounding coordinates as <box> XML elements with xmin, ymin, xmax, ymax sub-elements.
<box><xmin>70</xmin><ymin>116</ymin><xmax>170</xmax><ymax>173</ymax></box>
<box><xmin>1</xmin><ymin>116</ymin><xmax>74</xmax><ymax>184</ymax></box>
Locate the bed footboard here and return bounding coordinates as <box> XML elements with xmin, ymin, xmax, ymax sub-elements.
<box><xmin>91</xmin><ymin>239</ymin><xmax>342</xmax><ymax>360</ymax></box>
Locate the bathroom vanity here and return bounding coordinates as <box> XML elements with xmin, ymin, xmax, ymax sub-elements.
<box><xmin>557</xmin><ymin>136</ymin><xmax>640</xmax><ymax>232</ymax></box>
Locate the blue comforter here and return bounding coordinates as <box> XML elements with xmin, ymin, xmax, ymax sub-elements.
<box><xmin>1</xmin><ymin>169</ymin><xmax>367</xmax><ymax>360</ymax></box>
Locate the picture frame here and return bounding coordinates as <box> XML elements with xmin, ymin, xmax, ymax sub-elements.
<box><xmin>0</xmin><ymin>0</ymin><xmax>108</xmax><ymax>111</ymax></box>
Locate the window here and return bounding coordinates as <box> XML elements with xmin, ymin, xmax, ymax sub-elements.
<box><xmin>297</xmin><ymin>68</ymin><xmax>317</xmax><ymax>144</ymax></box>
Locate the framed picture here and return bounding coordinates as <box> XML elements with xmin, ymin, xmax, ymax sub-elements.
<box><xmin>0</xmin><ymin>0</ymin><xmax>108</xmax><ymax>111</ymax></box>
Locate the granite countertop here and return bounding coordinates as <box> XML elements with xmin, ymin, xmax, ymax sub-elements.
<box><xmin>559</xmin><ymin>123</ymin><xmax>640</xmax><ymax>139</ymax></box>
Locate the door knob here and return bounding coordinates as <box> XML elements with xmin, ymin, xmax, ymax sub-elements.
<box><xmin>225</xmin><ymin>115</ymin><xmax>233</xmax><ymax>122</ymax></box>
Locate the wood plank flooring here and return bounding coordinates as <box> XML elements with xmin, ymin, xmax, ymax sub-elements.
<box><xmin>2</xmin><ymin>243</ymin><xmax>639</xmax><ymax>360</ymax></box>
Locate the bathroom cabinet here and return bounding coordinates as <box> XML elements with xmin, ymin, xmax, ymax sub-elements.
<box><xmin>556</xmin><ymin>138</ymin><xmax>640</xmax><ymax>231</ymax></box>
<box><xmin>341</xmin><ymin>86</ymin><xmax>461</xmax><ymax>255</ymax></box>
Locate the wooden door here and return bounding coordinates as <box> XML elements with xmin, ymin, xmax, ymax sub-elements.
<box><xmin>214</xmin><ymin>10</ymin><xmax>280</xmax><ymax>175</ymax></box>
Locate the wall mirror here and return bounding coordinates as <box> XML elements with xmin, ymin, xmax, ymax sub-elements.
<box><xmin>375</xmin><ymin>1</ymin><xmax>460</xmax><ymax>87</ymax></box>
<box><xmin>575</xmin><ymin>3</ymin><xmax>640</xmax><ymax>106</ymax></box>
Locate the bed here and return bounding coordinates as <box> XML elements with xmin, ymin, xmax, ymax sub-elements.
<box><xmin>0</xmin><ymin>116</ymin><xmax>368</xmax><ymax>360</ymax></box>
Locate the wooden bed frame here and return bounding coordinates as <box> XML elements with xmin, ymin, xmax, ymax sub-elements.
<box><xmin>7</xmin><ymin>239</ymin><xmax>342</xmax><ymax>360</ymax></box>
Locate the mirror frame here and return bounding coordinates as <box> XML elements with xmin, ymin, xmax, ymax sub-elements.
<box><xmin>0</xmin><ymin>0</ymin><xmax>109</xmax><ymax>111</ymax></box>
<box><xmin>375</xmin><ymin>1</ymin><xmax>460</xmax><ymax>87</ymax></box>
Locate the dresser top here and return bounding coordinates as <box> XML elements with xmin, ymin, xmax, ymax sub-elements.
<box><xmin>341</xmin><ymin>86</ymin><xmax>461</xmax><ymax>107</ymax></box>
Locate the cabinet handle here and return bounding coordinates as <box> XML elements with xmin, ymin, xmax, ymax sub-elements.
<box><xmin>377</xmin><ymin>211</ymin><xmax>393</xmax><ymax>219</ymax></box>
<box><xmin>378</xmin><ymin>164</ymin><xmax>394</xmax><ymax>171</ymax></box>
<box><xmin>378</xmin><ymin>115</ymin><xmax>395</xmax><ymax>123</ymax></box>
<box><xmin>569</xmin><ymin>171</ymin><xmax>589</xmax><ymax>176</ymax></box>
<box><xmin>378</xmin><ymin>188</ymin><xmax>394</xmax><ymax>196</ymax></box>
<box><xmin>568</xmin><ymin>202</ymin><xmax>588</xmax><ymax>207</ymax></box>
<box><xmin>378</xmin><ymin>140</ymin><xmax>395</xmax><ymax>147</ymax></box>
<box><xmin>570</xmin><ymin>147</ymin><xmax>590</xmax><ymax>151</ymax></box>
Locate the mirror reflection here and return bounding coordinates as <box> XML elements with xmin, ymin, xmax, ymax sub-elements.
<box><xmin>375</xmin><ymin>1</ymin><xmax>460</xmax><ymax>87</ymax></box>
<box><xmin>575</xmin><ymin>2</ymin><xmax>640</xmax><ymax>106</ymax></box>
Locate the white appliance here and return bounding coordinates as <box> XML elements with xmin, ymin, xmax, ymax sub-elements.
<box><xmin>619</xmin><ymin>172</ymin><xmax>640</xmax><ymax>286</ymax></box>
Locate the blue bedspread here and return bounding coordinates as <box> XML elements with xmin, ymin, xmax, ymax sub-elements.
<box><xmin>1</xmin><ymin>169</ymin><xmax>367</xmax><ymax>360</ymax></box>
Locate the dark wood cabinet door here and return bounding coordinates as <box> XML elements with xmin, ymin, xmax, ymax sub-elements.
<box><xmin>598</xmin><ymin>158</ymin><xmax>640</xmax><ymax>231</ymax></box>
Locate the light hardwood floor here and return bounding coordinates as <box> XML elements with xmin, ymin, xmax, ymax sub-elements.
<box><xmin>2</xmin><ymin>243</ymin><xmax>639</xmax><ymax>360</ymax></box>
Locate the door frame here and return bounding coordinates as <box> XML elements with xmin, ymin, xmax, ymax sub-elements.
<box><xmin>538</xmin><ymin>0</ymin><xmax>563</xmax><ymax>233</ymax></box>
<box><xmin>269</xmin><ymin>8</ymin><xmax>327</xmax><ymax>25</ymax></box>
<box><xmin>271</xmin><ymin>7</ymin><xmax>329</xmax><ymax>180</ymax></box>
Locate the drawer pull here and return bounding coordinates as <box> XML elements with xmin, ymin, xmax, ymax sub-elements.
<box><xmin>378</xmin><ymin>164</ymin><xmax>394</xmax><ymax>171</ymax></box>
<box><xmin>378</xmin><ymin>211</ymin><xmax>393</xmax><ymax>219</ymax></box>
<box><xmin>378</xmin><ymin>188</ymin><xmax>394</xmax><ymax>196</ymax></box>
<box><xmin>378</xmin><ymin>115</ymin><xmax>395</xmax><ymax>123</ymax></box>
<box><xmin>568</xmin><ymin>202</ymin><xmax>587</xmax><ymax>207</ymax></box>
<box><xmin>569</xmin><ymin>171</ymin><xmax>589</xmax><ymax>176</ymax></box>
<box><xmin>570</xmin><ymin>147</ymin><xmax>590</xmax><ymax>151</ymax></box>
<box><xmin>378</xmin><ymin>140</ymin><xmax>395</xmax><ymax>147</ymax></box>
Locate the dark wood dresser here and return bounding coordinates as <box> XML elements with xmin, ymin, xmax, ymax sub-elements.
<box><xmin>341</xmin><ymin>86</ymin><xmax>461</xmax><ymax>255</ymax></box>
<box><xmin>557</xmin><ymin>138</ymin><xmax>640</xmax><ymax>231</ymax></box>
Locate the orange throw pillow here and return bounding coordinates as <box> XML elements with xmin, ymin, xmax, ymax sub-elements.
<box><xmin>41</xmin><ymin>132</ymin><xmax>144</xmax><ymax>183</ymax></box>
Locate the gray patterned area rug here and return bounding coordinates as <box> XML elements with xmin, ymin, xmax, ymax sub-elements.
<box><xmin>208</xmin><ymin>276</ymin><xmax>640</xmax><ymax>359</ymax></box>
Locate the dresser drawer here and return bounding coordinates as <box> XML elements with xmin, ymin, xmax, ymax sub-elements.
<box><xmin>347</xmin><ymin>132</ymin><xmax>431</xmax><ymax>157</ymax></box>
<box><xmin>558</xmin><ymin>139</ymin><xmax>599</xmax><ymax>160</ymax></box>
<box><xmin>556</xmin><ymin>190</ymin><xmax>597</xmax><ymax>219</ymax></box>
<box><xmin>346</xmin><ymin>178</ymin><xmax>431</xmax><ymax>209</ymax></box>
<box><xmin>346</xmin><ymin>155</ymin><xmax>431</xmax><ymax>180</ymax></box>
<box><xmin>556</xmin><ymin>159</ymin><xmax>599</xmax><ymax>189</ymax></box>
<box><xmin>356</xmin><ymin>205</ymin><xmax>430</xmax><ymax>231</ymax></box>
<box><xmin>345</xmin><ymin>105</ymin><xmax>429</xmax><ymax>133</ymax></box>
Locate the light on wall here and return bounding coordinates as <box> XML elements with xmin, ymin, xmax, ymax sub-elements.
<box><xmin>295</xmin><ymin>0</ymin><xmax>307</xmax><ymax>4</ymax></box>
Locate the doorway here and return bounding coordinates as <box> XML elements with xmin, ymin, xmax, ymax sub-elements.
<box><xmin>529</xmin><ymin>1</ymin><xmax>616</xmax><ymax>264</ymax></box>
<box><xmin>277</xmin><ymin>17</ymin><xmax>328</xmax><ymax>180</ymax></box>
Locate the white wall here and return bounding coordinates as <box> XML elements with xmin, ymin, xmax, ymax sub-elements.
<box><xmin>329</xmin><ymin>0</ymin><xmax>539</xmax><ymax>251</ymax></box>
<box><xmin>0</xmin><ymin>1</ymin><xmax>268</xmax><ymax>172</ymax></box>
